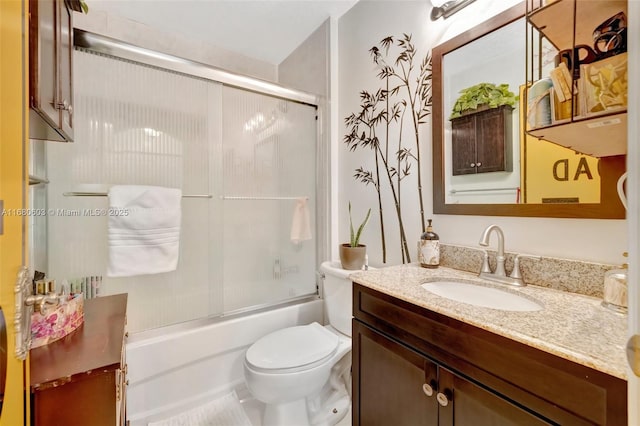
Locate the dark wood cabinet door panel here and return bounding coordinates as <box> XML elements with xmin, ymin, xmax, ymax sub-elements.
<box><xmin>451</xmin><ymin>116</ymin><xmax>477</xmax><ymax>175</ymax></box>
<box><xmin>438</xmin><ymin>367</ymin><xmax>552</xmax><ymax>426</ymax></box>
<box><xmin>353</xmin><ymin>320</ymin><xmax>437</xmax><ymax>426</ymax></box>
<box><xmin>476</xmin><ymin>106</ymin><xmax>512</xmax><ymax>173</ymax></box>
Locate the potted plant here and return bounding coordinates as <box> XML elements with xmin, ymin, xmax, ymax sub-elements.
<box><xmin>449</xmin><ymin>82</ymin><xmax>517</xmax><ymax>119</ymax></box>
<box><xmin>339</xmin><ymin>202</ymin><xmax>372</xmax><ymax>270</ymax></box>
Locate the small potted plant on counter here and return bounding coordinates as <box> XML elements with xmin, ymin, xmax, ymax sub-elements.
<box><xmin>339</xmin><ymin>202</ymin><xmax>371</xmax><ymax>270</ymax></box>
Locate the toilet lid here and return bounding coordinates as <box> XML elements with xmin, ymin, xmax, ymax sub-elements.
<box><xmin>246</xmin><ymin>322</ymin><xmax>339</xmax><ymax>371</ymax></box>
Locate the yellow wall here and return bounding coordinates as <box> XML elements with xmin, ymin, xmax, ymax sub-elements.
<box><xmin>523</xmin><ymin>135</ymin><xmax>601</xmax><ymax>204</ymax></box>
<box><xmin>0</xmin><ymin>0</ymin><xmax>29</xmax><ymax>424</ymax></box>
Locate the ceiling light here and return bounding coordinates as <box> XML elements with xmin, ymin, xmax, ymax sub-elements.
<box><xmin>430</xmin><ymin>0</ymin><xmax>477</xmax><ymax>20</ymax></box>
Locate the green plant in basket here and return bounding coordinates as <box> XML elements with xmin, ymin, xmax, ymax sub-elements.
<box><xmin>450</xmin><ymin>82</ymin><xmax>517</xmax><ymax>119</ymax></box>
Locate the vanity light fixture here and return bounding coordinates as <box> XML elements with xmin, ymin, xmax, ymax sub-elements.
<box><xmin>430</xmin><ymin>0</ymin><xmax>477</xmax><ymax>20</ymax></box>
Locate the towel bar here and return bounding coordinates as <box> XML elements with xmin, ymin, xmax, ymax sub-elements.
<box><xmin>63</xmin><ymin>192</ymin><xmax>212</xmax><ymax>198</ymax></box>
<box><xmin>222</xmin><ymin>196</ymin><xmax>308</xmax><ymax>201</ymax></box>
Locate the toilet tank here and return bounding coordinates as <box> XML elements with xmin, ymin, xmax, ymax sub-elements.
<box><xmin>320</xmin><ymin>261</ymin><xmax>356</xmax><ymax>337</ymax></box>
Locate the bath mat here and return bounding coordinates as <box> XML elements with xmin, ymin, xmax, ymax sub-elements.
<box><xmin>148</xmin><ymin>390</ymin><xmax>252</xmax><ymax>426</ymax></box>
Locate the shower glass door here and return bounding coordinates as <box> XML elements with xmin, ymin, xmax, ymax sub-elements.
<box><xmin>46</xmin><ymin>49</ymin><xmax>319</xmax><ymax>333</ymax></box>
<box><xmin>221</xmin><ymin>87</ymin><xmax>318</xmax><ymax>312</ymax></box>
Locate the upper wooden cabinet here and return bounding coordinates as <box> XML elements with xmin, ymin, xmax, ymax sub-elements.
<box><xmin>29</xmin><ymin>0</ymin><xmax>81</xmax><ymax>142</ymax></box>
<box><xmin>451</xmin><ymin>105</ymin><xmax>513</xmax><ymax>176</ymax></box>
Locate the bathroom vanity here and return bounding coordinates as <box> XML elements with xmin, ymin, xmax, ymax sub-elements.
<box><xmin>351</xmin><ymin>265</ymin><xmax>627</xmax><ymax>425</ymax></box>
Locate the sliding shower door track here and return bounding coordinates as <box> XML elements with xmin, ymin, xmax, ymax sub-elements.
<box><xmin>74</xmin><ymin>29</ymin><xmax>319</xmax><ymax>107</ymax></box>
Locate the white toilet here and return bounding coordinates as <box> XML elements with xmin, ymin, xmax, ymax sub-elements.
<box><xmin>244</xmin><ymin>261</ymin><xmax>355</xmax><ymax>426</ymax></box>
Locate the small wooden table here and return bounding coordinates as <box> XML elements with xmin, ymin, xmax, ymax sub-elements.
<box><xmin>30</xmin><ymin>293</ymin><xmax>128</xmax><ymax>426</ymax></box>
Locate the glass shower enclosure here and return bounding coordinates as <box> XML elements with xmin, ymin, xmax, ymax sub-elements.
<box><xmin>45</xmin><ymin>47</ymin><xmax>319</xmax><ymax>332</ymax></box>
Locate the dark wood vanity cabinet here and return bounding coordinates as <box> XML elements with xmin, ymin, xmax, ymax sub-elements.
<box><xmin>352</xmin><ymin>284</ymin><xmax>627</xmax><ymax>426</ymax></box>
<box><xmin>354</xmin><ymin>321</ymin><xmax>548</xmax><ymax>426</ymax></box>
<box><xmin>29</xmin><ymin>0</ymin><xmax>82</xmax><ymax>142</ymax></box>
<box><xmin>451</xmin><ymin>105</ymin><xmax>512</xmax><ymax>175</ymax></box>
<box><xmin>30</xmin><ymin>293</ymin><xmax>128</xmax><ymax>426</ymax></box>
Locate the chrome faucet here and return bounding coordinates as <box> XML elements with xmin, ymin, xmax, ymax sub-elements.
<box><xmin>478</xmin><ymin>225</ymin><xmax>542</xmax><ymax>287</ymax></box>
<box><xmin>478</xmin><ymin>224</ymin><xmax>527</xmax><ymax>286</ymax></box>
<box><xmin>479</xmin><ymin>225</ymin><xmax>506</xmax><ymax>276</ymax></box>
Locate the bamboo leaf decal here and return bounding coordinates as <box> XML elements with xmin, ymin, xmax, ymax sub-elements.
<box><xmin>344</xmin><ymin>33</ymin><xmax>432</xmax><ymax>263</ymax></box>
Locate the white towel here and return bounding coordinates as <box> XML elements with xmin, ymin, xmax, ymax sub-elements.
<box><xmin>107</xmin><ymin>185</ymin><xmax>182</xmax><ymax>277</ymax></box>
<box><xmin>290</xmin><ymin>197</ymin><xmax>312</xmax><ymax>244</ymax></box>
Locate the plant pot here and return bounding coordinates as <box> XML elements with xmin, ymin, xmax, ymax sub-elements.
<box><xmin>339</xmin><ymin>243</ymin><xmax>366</xmax><ymax>270</ymax></box>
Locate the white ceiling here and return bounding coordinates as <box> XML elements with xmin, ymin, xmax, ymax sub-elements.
<box><xmin>88</xmin><ymin>0</ymin><xmax>358</xmax><ymax>64</ymax></box>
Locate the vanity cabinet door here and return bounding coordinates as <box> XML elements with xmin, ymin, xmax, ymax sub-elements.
<box><xmin>353</xmin><ymin>320</ymin><xmax>437</xmax><ymax>426</ymax></box>
<box><xmin>437</xmin><ymin>367</ymin><xmax>552</xmax><ymax>426</ymax></box>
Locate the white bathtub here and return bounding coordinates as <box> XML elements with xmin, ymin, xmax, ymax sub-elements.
<box><xmin>126</xmin><ymin>297</ymin><xmax>323</xmax><ymax>426</ymax></box>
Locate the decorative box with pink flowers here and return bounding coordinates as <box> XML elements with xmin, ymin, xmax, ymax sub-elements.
<box><xmin>31</xmin><ymin>294</ymin><xmax>84</xmax><ymax>348</ymax></box>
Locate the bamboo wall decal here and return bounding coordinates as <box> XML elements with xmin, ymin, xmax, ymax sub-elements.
<box><xmin>344</xmin><ymin>34</ymin><xmax>432</xmax><ymax>264</ymax></box>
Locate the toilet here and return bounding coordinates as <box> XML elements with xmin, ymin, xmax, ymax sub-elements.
<box><xmin>243</xmin><ymin>261</ymin><xmax>356</xmax><ymax>426</ymax></box>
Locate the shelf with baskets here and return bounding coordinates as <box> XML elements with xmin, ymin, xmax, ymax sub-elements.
<box><xmin>525</xmin><ymin>0</ymin><xmax>627</xmax><ymax>158</ymax></box>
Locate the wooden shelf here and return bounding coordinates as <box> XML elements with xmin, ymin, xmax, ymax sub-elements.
<box><xmin>527</xmin><ymin>111</ymin><xmax>626</xmax><ymax>157</ymax></box>
<box><xmin>528</xmin><ymin>0</ymin><xmax>627</xmax><ymax>50</ymax></box>
<box><xmin>526</xmin><ymin>0</ymin><xmax>628</xmax><ymax>158</ymax></box>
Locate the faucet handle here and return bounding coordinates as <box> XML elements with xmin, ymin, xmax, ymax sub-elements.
<box><xmin>509</xmin><ymin>254</ymin><xmax>541</xmax><ymax>280</ymax></box>
<box><xmin>480</xmin><ymin>250</ymin><xmax>492</xmax><ymax>273</ymax></box>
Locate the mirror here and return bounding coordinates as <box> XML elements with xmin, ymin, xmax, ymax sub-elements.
<box><xmin>432</xmin><ymin>2</ymin><xmax>626</xmax><ymax>218</ymax></box>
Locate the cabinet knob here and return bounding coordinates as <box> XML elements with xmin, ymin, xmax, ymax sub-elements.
<box><xmin>436</xmin><ymin>391</ymin><xmax>451</xmax><ymax>407</ymax></box>
<box><xmin>476</xmin><ymin>161</ymin><xmax>482</xmax><ymax>167</ymax></box>
<box><xmin>470</xmin><ymin>163</ymin><xmax>476</xmax><ymax>167</ymax></box>
<box><xmin>422</xmin><ymin>382</ymin><xmax>434</xmax><ymax>397</ymax></box>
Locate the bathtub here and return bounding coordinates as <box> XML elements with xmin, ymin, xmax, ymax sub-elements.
<box><xmin>126</xmin><ymin>296</ymin><xmax>323</xmax><ymax>426</ymax></box>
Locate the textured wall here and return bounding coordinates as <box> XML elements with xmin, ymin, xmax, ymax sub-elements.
<box><xmin>337</xmin><ymin>0</ymin><xmax>627</xmax><ymax>267</ymax></box>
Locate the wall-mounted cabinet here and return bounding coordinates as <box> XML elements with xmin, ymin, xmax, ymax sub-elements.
<box><xmin>29</xmin><ymin>0</ymin><xmax>82</xmax><ymax>142</ymax></box>
<box><xmin>525</xmin><ymin>0</ymin><xmax>627</xmax><ymax>157</ymax></box>
<box><xmin>451</xmin><ymin>105</ymin><xmax>513</xmax><ymax>175</ymax></box>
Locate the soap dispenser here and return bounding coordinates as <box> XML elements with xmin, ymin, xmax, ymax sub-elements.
<box><xmin>602</xmin><ymin>252</ymin><xmax>628</xmax><ymax>314</ymax></box>
<box><xmin>419</xmin><ymin>219</ymin><xmax>440</xmax><ymax>269</ymax></box>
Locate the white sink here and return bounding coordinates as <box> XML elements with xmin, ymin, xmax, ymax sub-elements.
<box><xmin>421</xmin><ymin>281</ymin><xmax>543</xmax><ymax>312</ymax></box>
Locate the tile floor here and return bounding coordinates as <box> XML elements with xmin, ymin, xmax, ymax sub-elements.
<box><xmin>239</xmin><ymin>395</ymin><xmax>352</xmax><ymax>426</ymax></box>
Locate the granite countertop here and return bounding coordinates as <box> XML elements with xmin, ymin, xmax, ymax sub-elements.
<box><xmin>350</xmin><ymin>263</ymin><xmax>628</xmax><ymax>380</ymax></box>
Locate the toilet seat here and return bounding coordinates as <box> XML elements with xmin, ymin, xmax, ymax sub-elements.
<box><xmin>246</xmin><ymin>322</ymin><xmax>339</xmax><ymax>373</ymax></box>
